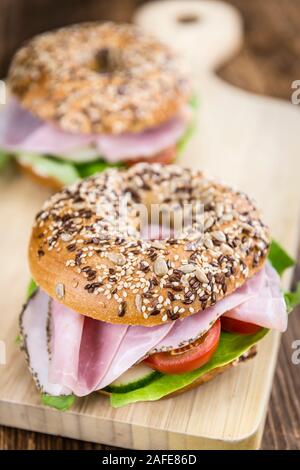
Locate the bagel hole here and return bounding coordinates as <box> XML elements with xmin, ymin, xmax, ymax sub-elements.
<box><xmin>177</xmin><ymin>13</ymin><xmax>200</xmax><ymax>24</ymax></box>
<box><xmin>92</xmin><ymin>48</ymin><xmax>123</xmax><ymax>73</ymax></box>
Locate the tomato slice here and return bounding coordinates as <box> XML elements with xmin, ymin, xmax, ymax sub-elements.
<box><xmin>144</xmin><ymin>319</ymin><xmax>221</xmax><ymax>374</ymax></box>
<box><xmin>125</xmin><ymin>145</ymin><xmax>176</xmax><ymax>167</ymax></box>
<box><xmin>221</xmin><ymin>316</ymin><xmax>262</xmax><ymax>335</ymax></box>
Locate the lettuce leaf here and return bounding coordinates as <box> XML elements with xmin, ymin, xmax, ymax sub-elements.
<box><xmin>177</xmin><ymin>94</ymin><xmax>199</xmax><ymax>156</ymax></box>
<box><xmin>0</xmin><ymin>150</ymin><xmax>10</xmax><ymax>171</ymax></box>
<box><xmin>268</xmin><ymin>240</ymin><xmax>295</xmax><ymax>276</ymax></box>
<box><xmin>285</xmin><ymin>282</ymin><xmax>300</xmax><ymax>313</ymax></box>
<box><xmin>110</xmin><ymin>328</ymin><xmax>267</xmax><ymax>408</ymax></box>
<box><xmin>41</xmin><ymin>394</ymin><xmax>75</xmax><ymax>411</ymax></box>
<box><xmin>15</xmin><ymin>334</ymin><xmax>22</xmax><ymax>344</ymax></box>
<box><xmin>27</xmin><ymin>278</ymin><xmax>38</xmax><ymax>299</ymax></box>
<box><xmin>75</xmin><ymin>159</ymin><xmax>124</xmax><ymax>178</ymax></box>
<box><xmin>17</xmin><ymin>153</ymin><xmax>80</xmax><ymax>185</ymax></box>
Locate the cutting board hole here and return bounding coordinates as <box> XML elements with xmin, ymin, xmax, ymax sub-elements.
<box><xmin>177</xmin><ymin>13</ymin><xmax>200</xmax><ymax>24</ymax></box>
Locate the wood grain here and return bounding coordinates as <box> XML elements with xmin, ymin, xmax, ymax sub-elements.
<box><xmin>0</xmin><ymin>0</ymin><xmax>300</xmax><ymax>450</ymax></box>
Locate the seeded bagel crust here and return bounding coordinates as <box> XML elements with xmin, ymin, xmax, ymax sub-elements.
<box><xmin>8</xmin><ymin>22</ymin><xmax>191</xmax><ymax>135</ymax></box>
<box><xmin>29</xmin><ymin>163</ymin><xmax>270</xmax><ymax>327</ymax></box>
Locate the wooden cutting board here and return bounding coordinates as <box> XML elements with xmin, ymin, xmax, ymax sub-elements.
<box><xmin>0</xmin><ymin>0</ymin><xmax>300</xmax><ymax>450</ymax></box>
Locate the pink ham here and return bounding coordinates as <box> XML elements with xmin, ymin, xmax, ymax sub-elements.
<box><xmin>49</xmin><ymin>300</ymin><xmax>128</xmax><ymax>396</ymax></box>
<box><xmin>20</xmin><ymin>289</ymin><xmax>70</xmax><ymax>395</ymax></box>
<box><xmin>73</xmin><ymin>318</ymin><xmax>128</xmax><ymax>396</ymax></box>
<box><xmin>97</xmin><ymin>323</ymin><xmax>173</xmax><ymax>390</ymax></box>
<box><xmin>224</xmin><ymin>262</ymin><xmax>287</xmax><ymax>331</ymax></box>
<box><xmin>0</xmin><ymin>98</ymin><xmax>187</xmax><ymax>161</ymax></box>
<box><xmin>48</xmin><ymin>300</ymin><xmax>84</xmax><ymax>390</ymax></box>
<box><xmin>95</xmin><ymin>115</ymin><xmax>187</xmax><ymax>162</ymax></box>
<box><xmin>0</xmin><ymin>98</ymin><xmax>93</xmax><ymax>154</ymax></box>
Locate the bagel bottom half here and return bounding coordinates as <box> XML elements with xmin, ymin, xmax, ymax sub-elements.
<box><xmin>98</xmin><ymin>347</ymin><xmax>257</xmax><ymax>400</ymax></box>
<box><xmin>17</xmin><ymin>160</ymin><xmax>64</xmax><ymax>191</ymax></box>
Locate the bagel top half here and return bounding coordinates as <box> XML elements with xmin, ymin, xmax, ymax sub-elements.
<box><xmin>8</xmin><ymin>22</ymin><xmax>191</xmax><ymax>135</ymax></box>
<box><xmin>29</xmin><ymin>163</ymin><xmax>270</xmax><ymax>327</ymax></box>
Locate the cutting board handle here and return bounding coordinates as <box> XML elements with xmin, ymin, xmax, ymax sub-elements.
<box><xmin>134</xmin><ymin>0</ymin><xmax>243</xmax><ymax>75</ymax></box>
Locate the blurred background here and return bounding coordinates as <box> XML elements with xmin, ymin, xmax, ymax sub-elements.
<box><xmin>0</xmin><ymin>0</ymin><xmax>300</xmax><ymax>451</ymax></box>
<box><xmin>1</xmin><ymin>0</ymin><xmax>300</xmax><ymax>100</ymax></box>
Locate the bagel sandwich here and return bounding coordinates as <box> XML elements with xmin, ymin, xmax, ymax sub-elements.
<box><xmin>19</xmin><ymin>163</ymin><xmax>299</xmax><ymax>409</ymax></box>
<box><xmin>0</xmin><ymin>22</ymin><xmax>195</xmax><ymax>188</ymax></box>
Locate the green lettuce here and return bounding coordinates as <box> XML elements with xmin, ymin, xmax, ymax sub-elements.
<box><xmin>27</xmin><ymin>278</ymin><xmax>38</xmax><ymax>299</ymax></box>
<box><xmin>268</xmin><ymin>239</ymin><xmax>295</xmax><ymax>276</ymax></box>
<box><xmin>177</xmin><ymin>94</ymin><xmax>199</xmax><ymax>156</ymax></box>
<box><xmin>0</xmin><ymin>150</ymin><xmax>10</xmax><ymax>171</ymax></box>
<box><xmin>41</xmin><ymin>394</ymin><xmax>75</xmax><ymax>411</ymax></box>
<box><xmin>17</xmin><ymin>153</ymin><xmax>80</xmax><ymax>185</ymax></box>
<box><xmin>16</xmin><ymin>152</ymin><xmax>124</xmax><ymax>184</ymax></box>
<box><xmin>74</xmin><ymin>159</ymin><xmax>124</xmax><ymax>178</ymax></box>
<box><xmin>110</xmin><ymin>328</ymin><xmax>267</xmax><ymax>407</ymax></box>
<box><xmin>285</xmin><ymin>282</ymin><xmax>300</xmax><ymax>313</ymax></box>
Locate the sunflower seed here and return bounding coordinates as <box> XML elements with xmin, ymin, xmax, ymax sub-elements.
<box><xmin>151</xmin><ymin>241</ymin><xmax>165</xmax><ymax>250</ymax></box>
<box><xmin>215</xmin><ymin>203</ymin><xmax>224</xmax><ymax>218</ymax></box>
<box><xmin>135</xmin><ymin>294</ymin><xmax>142</xmax><ymax>312</ymax></box>
<box><xmin>204</xmin><ymin>216</ymin><xmax>215</xmax><ymax>231</ymax></box>
<box><xmin>204</xmin><ymin>238</ymin><xmax>214</xmax><ymax>249</ymax></box>
<box><xmin>181</xmin><ymin>263</ymin><xmax>196</xmax><ymax>274</ymax></box>
<box><xmin>212</xmin><ymin>231</ymin><xmax>226</xmax><ymax>243</ymax></box>
<box><xmin>55</xmin><ymin>282</ymin><xmax>65</xmax><ymax>300</ymax></box>
<box><xmin>60</xmin><ymin>233</ymin><xmax>73</xmax><ymax>242</ymax></box>
<box><xmin>154</xmin><ymin>257</ymin><xmax>168</xmax><ymax>276</ymax></box>
<box><xmin>107</xmin><ymin>252</ymin><xmax>126</xmax><ymax>266</ymax></box>
<box><xmin>221</xmin><ymin>243</ymin><xmax>234</xmax><ymax>255</ymax></box>
<box><xmin>195</xmin><ymin>267</ymin><xmax>209</xmax><ymax>283</ymax></box>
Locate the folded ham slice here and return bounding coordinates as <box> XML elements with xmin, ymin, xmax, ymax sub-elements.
<box><xmin>21</xmin><ymin>263</ymin><xmax>287</xmax><ymax>396</ymax></box>
<box><xmin>97</xmin><ymin>323</ymin><xmax>173</xmax><ymax>391</ymax></box>
<box><xmin>20</xmin><ymin>289</ymin><xmax>71</xmax><ymax>396</ymax></box>
<box><xmin>0</xmin><ymin>98</ymin><xmax>187</xmax><ymax>162</ymax></box>
<box><xmin>224</xmin><ymin>262</ymin><xmax>287</xmax><ymax>331</ymax></box>
<box><xmin>49</xmin><ymin>300</ymin><xmax>129</xmax><ymax>396</ymax></box>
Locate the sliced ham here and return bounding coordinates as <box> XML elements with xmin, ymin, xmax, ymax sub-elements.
<box><xmin>20</xmin><ymin>289</ymin><xmax>70</xmax><ymax>395</ymax></box>
<box><xmin>224</xmin><ymin>262</ymin><xmax>287</xmax><ymax>331</ymax></box>
<box><xmin>0</xmin><ymin>98</ymin><xmax>188</xmax><ymax>162</ymax></box>
<box><xmin>21</xmin><ymin>262</ymin><xmax>287</xmax><ymax>397</ymax></box>
<box><xmin>73</xmin><ymin>318</ymin><xmax>128</xmax><ymax>396</ymax></box>
<box><xmin>97</xmin><ymin>323</ymin><xmax>173</xmax><ymax>390</ymax></box>
<box><xmin>49</xmin><ymin>300</ymin><xmax>128</xmax><ymax>396</ymax></box>
<box><xmin>48</xmin><ymin>300</ymin><xmax>84</xmax><ymax>390</ymax></box>
<box><xmin>95</xmin><ymin>115</ymin><xmax>187</xmax><ymax>162</ymax></box>
<box><xmin>0</xmin><ymin>98</ymin><xmax>93</xmax><ymax>155</ymax></box>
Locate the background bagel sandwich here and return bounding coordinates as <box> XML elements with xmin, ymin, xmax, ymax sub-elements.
<box><xmin>0</xmin><ymin>22</ymin><xmax>195</xmax><ymax>188</ymax></box>
<box><xmin>20</xmin><ymin>163</ymin><xmax>299</xmax><ymax>409</ymax></box>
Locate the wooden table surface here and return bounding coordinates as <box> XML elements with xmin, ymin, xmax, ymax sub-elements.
<box><xmin>0</xmin><ymin>0</ymin><xmax>300</xmax><ymax>450</ymax></box>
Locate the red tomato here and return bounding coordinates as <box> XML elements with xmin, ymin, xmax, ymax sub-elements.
<box><xmin>221</xmin><ymin>316</ymin><xmax>262</xmax><ymax>334</ymax></box>
<box><xmin>125</xmin><ymin>145</ymin><xmax>176</xmax><ymax>167</ymax></box>
<box><xmin>144</xmin><ymin>319</ymin><xmax>221</xmax><ymax>374</ymax></box>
